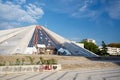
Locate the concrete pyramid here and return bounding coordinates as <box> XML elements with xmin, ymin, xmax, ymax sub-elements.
<box><xmin>0</xmin><ymin>25</ymin><xmax>98</xmax><ymax>57</ymax></box>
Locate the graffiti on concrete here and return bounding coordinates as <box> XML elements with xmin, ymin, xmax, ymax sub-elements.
<box><xmin>0</xmin><ymin>64</ymin><xmax>61</xmax><ymax>74</ymax></box>
<box><xmin>53</xmin><ymin>66</ymin><xmax>57</xmax><ymax>70</ymax></box>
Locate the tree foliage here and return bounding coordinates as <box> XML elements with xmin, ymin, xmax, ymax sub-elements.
<box><xmin>99</xmin><ymin>41</ymin><xmax>109</xmax><ymax>56</ymax></box>
<box><xmin>80</xmin><ymin>41</ymin><xmax>99</xmax><ymax>54</ymax></box>
<box><xmin>101</xmin><ymin>41</ymin><xmax>107</xmax><ymax>53</ymax></box>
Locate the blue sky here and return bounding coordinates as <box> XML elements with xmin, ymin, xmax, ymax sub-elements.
<box><xmin>0</xmin><ymin>0</ymin><xmax>120</xmax><ymax>45</ymax></box>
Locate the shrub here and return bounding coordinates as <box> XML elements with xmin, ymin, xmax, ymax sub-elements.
<box><xmin>46</xmin><ymin>59</ymin><xmax>52</xmax><ymax>65</ymax></box>
<box><xmin>27</xmin><ymin>56</ymin><xmax>34</xmax><ymax>65</ymax></box>
<box><xmin>36</xmin><ymin>61</ymin><xmax>40</xmax><ymax>65</ymax></box>
<box><xmin>39</xmin><ymin>57</ymin><xmax>57</xmax><ymax>65</ymax></box>
<box><xmin>16</xmin><ymin>58</ymin><xmax>20</xmax><ymax>65</ymax></box>
<box><xmin>39</xmin><ymin>57</ymin><xmax>44</xmax><ymax>64</ymax></box>
<box><xmin>22</xmin><ymin>58</ymin><xmax>25</xmax><ymax>65</ymax></box>
<box><xmin>3</xmin><ymin>61</ymin><xmax>6</xmax><ymax>66</ymax></box>
<box><xmin>51</xmin><ymin>58</ymin><xmax>57</xmax><ymax>64</ymax></box>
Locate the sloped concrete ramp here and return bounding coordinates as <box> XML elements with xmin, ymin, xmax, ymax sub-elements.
<box><xmin>0</xmin><ymin>25</ymin><xmax>35</xmax><ymax>54</ymax></box>
<box><xmin>0</xmin><ymin>25</ymin><xmax>98</xmax><ymax>57</ymax></box>
<box><xmin>42</xmin><ymin>26</ymin><xmax>98</xmax><ymax>57</ymax></box>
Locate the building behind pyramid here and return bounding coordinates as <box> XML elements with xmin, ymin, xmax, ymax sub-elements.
<box><xmin>0</xmin><ymin>25</ymin><xmax>98</xmax><ymax>57</ymax></box>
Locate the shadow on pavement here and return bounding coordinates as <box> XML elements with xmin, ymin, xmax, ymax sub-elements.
<box><xmin>86</xmin><ymin>56</ymin><xmax>120</xmax><ymax>66</ymax></box>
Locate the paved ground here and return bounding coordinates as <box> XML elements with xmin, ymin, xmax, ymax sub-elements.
<box><xmin>0</xmin><ymin>55</ymin><xmax>120</xmax><ymax>80</ymax></box>
<box><xmin>0</xmin><ymin>68</ymin><xmax>120</xmax><ymax>80</ymax></box>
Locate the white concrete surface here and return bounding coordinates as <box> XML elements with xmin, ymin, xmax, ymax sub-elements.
<box><xmin>42</xmin><ymin>26</ymin><xmax>98</xmax><ymax>57</ymax></box>
<box><xmin>0</xmin><ymin>25</ymin><xmax>98</xmax><ymax>57</ymax></box>
<box><xmin>0</xmin><ymin>25</ymin><xmax>35</xmax><ymax>54</ymax></box>
<box><xmin>0</xmin><ymin>68</ymin><xmax>120</xmax><ymax>80</ymax></box>
<box><xmin>0</xmin><ymin>64</ymin><xmax>61</xmax><ymax>74</ymax></box>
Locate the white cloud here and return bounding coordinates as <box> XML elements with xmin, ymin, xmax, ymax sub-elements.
<box><xmin>0</xmin><ymin>21</ymin><xmax>21</xmax><ymax>29</ymax></box>
<box><xmin>72</xmin><ymin>0</ymin><xmax>120</xmax><ymax>20</ymax></box>
<box><xmin>0</xmin><ymin>1</ymin><xmax>44</xmax><ymax>29</ymax></box>
<box><xmin>26</xmin><ymin>4</ymin><xmax>44</xmax><ymax>19</ymax></box>
<box><xmin>35</xmin><ymin>2</ymin><xmax>45</xmax><ymax>7</ymax></box>
<box><xmin>47</xmin><ymin>0</ymin><xmax>95</xmax><ymax>18</ymax></box>
<box><xmin>16</xmin><ymin>0</ymin><xmax>26</xmax><ymax>4</ymax></box>
<box><xmin>14</xmin><ymin>0</ymin><xmax>26</xmax><ymax>4</ymax></box>
<box><xmin>71</xmin><ymin>0</ymin><xmax>96</xmax><ymax>18</ymax></box>
<box><xmin>72</xmin><ymin>10</ymin><xmax>96</xmax><ymax>18</ymax></box>
<box><xmin>79</xmin><ymin>4</ymin><xmax>87</xmax><ymax>12</ymax></box>
<box><xmin>0</xmin><ymin>2</ymin><xmax>36</xmax><ymax>23</ymax></box>
<box><xmin>106</xmin><ymin>0</ymin><xmax>120</xmax><ymax>19</ymax></box>
<box><xmin>79</xmin><ymin>0</ymin><xmax>89</xmax><ymax>12</ymax></box>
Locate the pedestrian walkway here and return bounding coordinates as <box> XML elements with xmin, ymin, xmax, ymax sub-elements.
<box><xmin>0</xmin><ymin>68</ymin><xmax>120</xmax><ymax>80</ymax></box>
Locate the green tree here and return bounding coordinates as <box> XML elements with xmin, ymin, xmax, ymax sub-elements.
<box><xmin>80</xmin><ymin>41</ymin><xmax>99</xmax><ymax>54</ymax></box>
<box><xmin>101</xmin><ymin>41</ymin><xmax>109</xmax><ymax>55</ymax></box>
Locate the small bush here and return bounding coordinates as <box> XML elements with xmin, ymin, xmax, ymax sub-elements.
<box><xmin>51</xmin><ymin>58</ymin><xmax>57</xmax><ymax>64</ymax></box>
<box><xmin>0</xmin><ymin>61</ymin><xmax>6</xmax><ymax>66</ymax></box>
<box><xmin>0</xmin><ymin>57</ymin><xmax>58</xmax><ymax>66</ymax></box>
<box><xmin>36</xmin><ymin>61</ymin><xmax>40</xmax><ymax>65</ymax></box>
<box><xmin>22</xmin><ymin>58</ymin><xmax>25</xmax><ymax>65</ymax></box>
<box><xmin>39</xmin><ymin>57</ymin><xmax>45</xmax><ymax>64</ymax></box>
<box><xmin>27</xmin><ymin>56</ymin><xmax>35</xmax><ymax>65</ymax></box>
<box><xmin>16</xmin><ymin>58</ymin><xmax>20</xmax><ymax>65</ymax></box>
<box><xmin>39</xmin><ymin>57</ymin><xmax>57</xmax><ymax>65</ymax></box>
<box><xmin>47</xmin><ymin>60</ymin><xmax>51</xmax><ymax>65</ymax></box>
<box><xmin>3</xmin><ymin>61</ymin><xmax>6</xmax><ymax>66</ymax></box>
<box><xmin>0</xmin><ymin>63</ymin><xmax>3</xmax><ymax>66</ymax></box>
